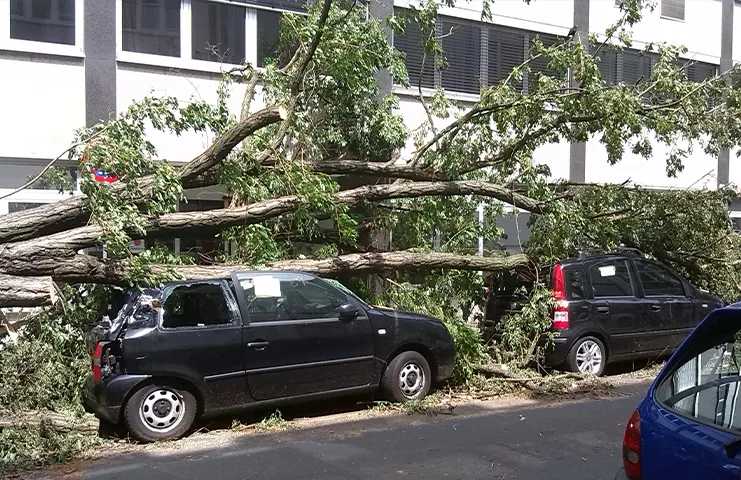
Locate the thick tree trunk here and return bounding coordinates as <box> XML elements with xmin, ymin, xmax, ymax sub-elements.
<box><xmin>0</xmin><ymin>275</ymin><xmax>56</xmax><ymax>307</ymax></box>
<box><xmin>0</xmin><ymin>252</ymin><xmax>529</xmax><ymax>306</ymax></box>
<box><xmin>0</xmin><ymin>107</ymin><xmax>285</xmax><ymax>245</ymax></box>
<box><xmin>0</xmin><ymin>180</ymin><xmax>548</xmax><ymax>259</ymax></box>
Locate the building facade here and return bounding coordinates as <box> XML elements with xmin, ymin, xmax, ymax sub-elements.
<box><xmin>0</xmin><ymin>0</ymin><xmax>739</xmax><ymax>257</ymax></box>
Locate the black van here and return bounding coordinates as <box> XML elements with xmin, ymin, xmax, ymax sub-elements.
<box><xmin>84</xmin><ymin>271</ymin><xmax>455</xmax><ymax>442</ymax></box>
<box><xmin>485</xmin><ymin>251</ymin><xmax>724</xmax><ymax>375</ymax></box>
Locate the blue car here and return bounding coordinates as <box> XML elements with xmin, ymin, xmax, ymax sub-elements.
<box><xmin>615</xmin><ymin>305</ymin><xmax>741</xmax><ymax>479</ymax></box>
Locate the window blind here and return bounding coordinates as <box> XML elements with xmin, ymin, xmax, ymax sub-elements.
<box><xmin>488</xmin><ymin>25</ymin><xmax>526</xmax><ymax>90</ymax></box>
<box><xmin>393</xmin><ymin>11</ymin><xmax>435</xmax><ymax>89</ymax></box>
<box><xmin>440</xmin><ymin>18</ymin><xmax>482</xmax><ymax>95</ymax></box>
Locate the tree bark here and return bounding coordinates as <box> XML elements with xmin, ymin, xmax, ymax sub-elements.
<box><xmin>0</xmin><ymin>107</ymin><xmax>285</xmax><ymax>245</ymax></box>
<box><xmin>0</xmin><ymin>179</ymin><xmax>548</xmax><ymax>259</ymax></box>
<box><xmin>0</xmin><ymin>275</ymin><xmax>56</xmax><ymax>307</ymax></box>
<box><xmin>0</xmin><ymin>252</ymin><xmax>529</xmax><ymax>306</ymax></box>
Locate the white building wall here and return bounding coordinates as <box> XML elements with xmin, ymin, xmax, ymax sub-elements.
<box><xmin>0</xmin><ymin>53</ymin><xmax>85</xmax><ymax>160</ymax></box>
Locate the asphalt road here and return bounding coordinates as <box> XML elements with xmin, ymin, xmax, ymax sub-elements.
<box><xmin>33</xmin><ymin>386</ymin><xmax>648</xmax><ymax>480</ymax></box>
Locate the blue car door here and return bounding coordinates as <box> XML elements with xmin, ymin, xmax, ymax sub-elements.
<box><xmin>639</xmin><ymin>307</ymin><xmax>741</xmax><ymax>479</ymax></box>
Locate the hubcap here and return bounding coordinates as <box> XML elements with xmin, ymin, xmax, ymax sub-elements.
<box><xmin>139</xmin><ymin>389</ymin><xmax>185</xmax><ymax>433</ymax></box>
<box><xmin>576</xmin><ymin>340</ymin><xmax>603</xmax><ymax>374</ymax></box>
<box><xmin>399</xmin><ymin>362</ymin><xmax>425</xmax><ymax>398</ymax></box>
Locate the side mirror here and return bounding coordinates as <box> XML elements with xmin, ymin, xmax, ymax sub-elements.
<box><xmin>338</xmin><ymin>302</ymin><xmax>359</xmax><ymax>322</ymax></box>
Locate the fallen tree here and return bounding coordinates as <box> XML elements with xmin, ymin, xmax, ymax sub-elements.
<box><xmin>0</xmin><ymin>0</ymin><xmax>739</xmax><ymax>309</ymax></box>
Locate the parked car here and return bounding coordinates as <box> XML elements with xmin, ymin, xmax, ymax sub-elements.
<box><xmin>485</xmin><ymin>250</ymin><xmax>724</xmax><ymax>376</ymax></box>
<box><xmin>84</xmin><ymin>271</ymin><xmax>456</xmax><ymax>442</ymax></box>
<box><xmin>614</xmin><ymin>305</ymin><xmax>741</xmax><ymax>479</ymax></box>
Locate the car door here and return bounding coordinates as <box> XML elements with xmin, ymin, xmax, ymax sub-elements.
<box><xmin>234</xmin><ymin>272</ymin><xmax>375</xmax><ymax>401</ymax></box>
<box><xmin>587</xmin><ymin>259</ymin><xmax>642</xmax><ymax>356</ymax></box>
<box><xmin>643</xmin><ymin>309</ymin><xmax>741</xmax><ymax>479</ymax></box>
<box><xmin>634</xmin><ymin>259</ymin><xmax>694</xmax><ymax>353</ymax></box>
<box><xmin>142</xmin><ymin>280</ymin><xmax>248</xmax><ymax>411</ymax></box>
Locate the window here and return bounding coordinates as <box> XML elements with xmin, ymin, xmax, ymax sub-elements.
<box><xmin>621</xmin><ymin>50</ymin><xmax>653</xmax><ymax>85</ymax></box>
<box><xmin>656</xmin><ymin>330</ymin><xmax>741</xmax><ymax>428</ymax></box>
<box><xmin>257</xmin><ymin>9</ymin><xmax>282</xmax><ymax>67</ymax></box>
<box><xmin>635</xmin><ymin>261</ymin><xmax>685</xmax><ymax>297</ymax></box>
<box><xmin>191</xmin><ymin>0</ymin><xmax>246</xmax><ymax>64</ymax></box>
<box><xmin>0</xmin><ymin>163</ymin><xmax>77</xmax><ymax>191</ymax></box>
<box><xmin>7</xmin><ymin>202</ymin><xmax>45</xmax><ymax>213</ymax></box>
<box><xmin>596</xmin><ymin>48</ymin><xmax>619</xmax><ymax>85</ymax></box>
<box><xmin>661</xmin><ymin>0</ymin><xmax>685</xmax><ymax>21</ymax></box>
<box><xmin>589</xmin><ymin>261</ymin><xmax>634</xmax><ymax>297</ymax></box>
<box><xmin>10</xmin><ymin>0</ymin><xmax>75</xmax><ymax>45</ymax></box>
<box><xmin>440</xmin><ymin>18</ymin><xmax>481</xmax><ymax>95</ymax></box>
<box><xmin>487</xmin><ymin>26</ymin><xmax>526</xmax><ymax>89</ymax></box>
<box><xmin>162</xmin><ymin>282</ymin><xmax>233</xmax><ymax>328</ymax></box>
<box><xmin>393</xmin><ymin>11</ymin><xmax>435</xmax><ymax>89</ymax></box>
<box><xmin>178</xmin><ymin>199</ymin><xmax>225</xmax><ymax>264</ymax></box>
<box><xmin>527</xmin><ymin>33</ymin><xmax>562</xmax><ymax>93</ymax></box>
<box><xmin>239</xmin><ymin>274</ymin><xmax>348</xmax><ymax>322</ymax></box>
<box><xmin>122</xmin><ymin>0</ymin><xmax>181</xmax><ymax>57</ymax></box>
<box><xmin>687</xmin><ymin>62</ymin><xmax>717</xmax><ymax>83</ymax></box>
<box><xmin>565</xmin><ymin>268</ymin><xmax>586</xmax><ymax>300</ymax></box>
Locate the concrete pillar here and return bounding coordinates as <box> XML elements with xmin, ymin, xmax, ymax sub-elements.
<box><xmin>569</xmin><ymin>0</ymin><xmax>590</xmax><ymax>183</ymax></box>
<box><xmin>84</xmin><ymin>0</ymin><xmax>117</xmax><ymax>127</ymax></box>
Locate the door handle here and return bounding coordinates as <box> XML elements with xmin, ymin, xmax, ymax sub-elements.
<box><xmin>597</xmin><ymin>306</ymin><xmax>610</xmax><ymax>314</ymax></box>
<box><xmin>247</xmin><ymin>341</ymin><xmax>270</xmax><ymax>350</ymax></box>
<box><xmin>650</xmin><ymin>305</ymin><xmax>661</xmax><ymax>312</ymax></box>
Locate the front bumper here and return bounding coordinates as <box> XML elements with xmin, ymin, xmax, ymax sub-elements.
<box><xmin>83</xmin><ymin>373</ymin><xmax>150</xmax><ymax>424</ymax></box>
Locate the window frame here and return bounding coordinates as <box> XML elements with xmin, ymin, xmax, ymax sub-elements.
<box><xmin>660</xmin><ymin>0</ymin><xmax>685</xmax><ymax>22</ymax></box>
<box><xmin>0</xmin><ymin>0</ymin><xmax>85</xmax><ymax>57</ymax></box>
<box><xmin>634</xmin><ymin>259</ymin><xmax>686</xmax><ymax>298</ymax></box>
<box><xmin>159</xmin><ymin>279</ymin><xmax>241</xmax><ymax>330</ymax></box>
<box><xmin>116</xmin><ymin>0</ymin><xmax>305</xmax><ymax>74</ymax></box>
<box><xmin>588</xmin><ymin>259</ymin><xmax>637</xmax><ymax>299</ymax></box>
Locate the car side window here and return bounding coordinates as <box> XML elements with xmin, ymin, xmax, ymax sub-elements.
<box><xmin>635</xmin><ymin>260</ymin><xmax>685</xmax><ymax>296</ymax></box>
<box><xmin>239</xmin><ymin>274</ymin><xmax>348</xmax><ymax>322</ymax></box>
<box><xmin>162</xmin><ymin>282</ymin><xmax>234</xmax><ymax>329</ymax></box>
<box><xmin>656</xmin><ymin>332</ymin><xmax>741</xmax><ymax>430</ymax></box>
<box><xmin>588</xmin><ymin>260</ymin><xmax>634</xmax><ymax>297</ymax></box>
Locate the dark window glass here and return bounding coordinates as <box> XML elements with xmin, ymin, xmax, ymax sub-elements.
<box><xmin>178</xmin><ymin>200</ymin><xmax>225</xmax><ymax>264</ymax></box>
<box><xmin>687</xmin><ymin>62</ymin><xmax>717</xmax><ymax>83</ymax></box>
<box><xmin>393</xmin><ymin>9</ymin><xmax>435</xmax><ymax>89</ymax></box>
<box><xmin>0</xmin><ymin>163</ymin><xmax>77</xmax><ymax>191</ymax></box>
<box><xmin>656</xmin><ymin>332</ymin><xmax>741</xmax><ymax>429</ymax></box>
<box><xmin>122</xmin><ymin>0</ymin><xmax>181</xmax><ymax>57</ymax></box>
<box><xmin>596</xmin><ymin>48</ymin><xmax>619</xmax><ymax>85</ymax></box>
<box><xmin>635</xmin><ymin>261</ymin><xmax>685</xmax><ymax>296</ymax></box>
<box><xmin>621</xmin><ymin>50</ymin><xmax>653</xmax><ymax>85</ymax></box>
<box><xmin>257</xmin><ymin>9</ymin><xmax>281</xmax><ymax>67</ymax></box>
<box><xmin>527</xmin><ymin>32</ymin><xmax>563</xmax><ymax>93</ymax></box>
<box><xmin>589</xmin><ymin>261</ymin><xmax>634</xmax><ymax>297</ymax></box>
<box><xmin>661</xmin><ymin>0</ymin><xmax>685</xmax><ymax>21</ymax></box>
<box><xmin>10</xmin><ymin>0</ymin><xmax>75</xmax><ymax>45</ymax></box>
<box><xmin>440</xmin><ymin>19</ymin><xmax>481</xmax><ymax>95</ymax></box>
<box><xmin>7</xmin><ymin>202</ymin><xmax>45</xmax><ymax>213</ymax></box>
<box><xmin>191</xmin><ymin>0</ymin><xmax>245</xmax><ymax>64</ymax></box>
<box><xmin>565</xmin><ymin>268</ymin><xmax>586</xmax><ymax>300</ymax></box>
<box><xmin>487</xmin><ymin>25</ymin><xmax>526</xmax><ymax>90</ymax></box>
<box><xmin>240</xmin><ymin>274</ymin><xmax>347</xmax><ymax>322</ymax></box>
<box><xmin>162</xmin><ymin>282</ymin><xmax>233</xmax><ymax>328</ymax></box>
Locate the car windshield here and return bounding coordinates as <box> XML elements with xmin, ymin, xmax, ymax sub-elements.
<box><xmin>656</xmin><ymin>327</ymin><xmax>741</xmax><ymax>431</ymax></box>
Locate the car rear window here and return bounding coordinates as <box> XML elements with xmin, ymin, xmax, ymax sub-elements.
<box><xmin>656</xmin><ymin>329</ymin><xmax>741</xmax><ymax>430</ymax></box>
<box><xmin>489</xmin><ymin>265</ymin><xmax>586</xmax><ymax>300</ymax></box>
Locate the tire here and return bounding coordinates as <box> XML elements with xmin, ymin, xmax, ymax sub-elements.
<box><xmin>381</xmin><ymin>351</ymin><xmax>432</xmax><ymax>402</ymax></box>
<box><xmin>123</xmin><ymin>382</ymin><xmax>197</xmax><ymax>442</ymax></box>
<box><xmin>564</xmin><ymin>336</ymin><xmax>607</xmax><ymax>376</ymax></box>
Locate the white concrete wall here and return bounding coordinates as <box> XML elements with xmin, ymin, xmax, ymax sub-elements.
<box><xmin>585</xmin><ymin>135</ymin><xmax>717</xmax><ymax>189</ymax></box>
<box><xmin>117</xmin><ymin>62</ymin><xmax>260</xmax><ymax>165</ymax></box>
<box><xmin>591</xmin><ymin>0</ymin><xmax>722</xmax><ymax>63</ymax></box>
<box><xmin>0</xmin><ymin>53</ymin><xmax>85</xmax><ymax>160</ymax></box>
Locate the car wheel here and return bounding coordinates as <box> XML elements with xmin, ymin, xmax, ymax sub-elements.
<box><xmin>565</xmin><ymin>336</ymin><xmax>607</xmax><ymax>376</ymax></box>
<box><xmin>381</xmin><ymin>351</ymin><xmax>432</xmax><ymax>402</ymax></box>
<box><xmin>123</xmin><ymin>382</ymin><xmax>197</xmax><ymax>442</ymax></box>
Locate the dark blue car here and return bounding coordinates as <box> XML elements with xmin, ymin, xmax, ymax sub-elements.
<box><xmin>615</xmin><ymin>305</ymin><xmax>741</xmax><ymax>479</ymax></box>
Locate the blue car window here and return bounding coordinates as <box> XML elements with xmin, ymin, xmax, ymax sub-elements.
<box><xmin>656</xmin><ymin>334</ymin><xmax>741</xmax><ymax>429</ymax></box>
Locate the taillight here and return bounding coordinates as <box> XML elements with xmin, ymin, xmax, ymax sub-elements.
<box><xmin>552</xmin><ymin>264</ymin><xmax>569</xmax><ymax>329</ymax></box>
<box><xmin>92</xmin><ymin>342</ymin><xmax>104</xmax><ymax>382</ymax></box>
<box><xmin>622</xmin><ymin>410</ymin><xmax>641</xmax><ymax>479</ymax></box>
